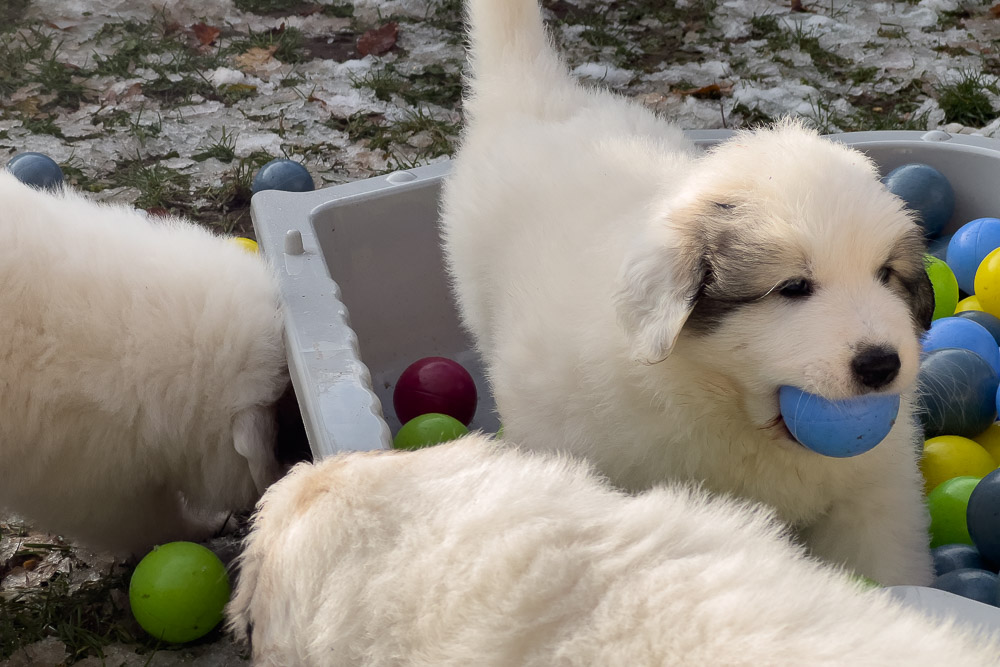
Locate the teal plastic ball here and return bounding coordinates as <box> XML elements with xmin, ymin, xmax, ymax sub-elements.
<box><xmin>932</xmin><ymin>568</ymin><xmax>1000</xmax><ymax>607</ymax></box>
<box><xmin>881</xmin><ymin>163</ymin><xmax>954</xmax><ymax>239</ymax></box>
<box><xmin>6</xmin><ymin>152</ymin><xmax>64</xmax><ymax>190</ymax></box>
<box><xmin>251</xmin><ymin>159</ymin><xmax>315</xmax><ymax>194</ymax></box>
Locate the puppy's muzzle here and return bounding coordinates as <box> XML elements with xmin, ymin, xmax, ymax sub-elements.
<box><xmin>851</xmin><ymin>346</ymin><xmax>901</xmax><ymax>390</ymax></box>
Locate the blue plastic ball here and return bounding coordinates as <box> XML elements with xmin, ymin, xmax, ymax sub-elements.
<box><xmin>251</xmin><ymin>159</ymin><xmax>315</xmax><ymax>195</ymax></box>
<box><xmin>955</xmin><ymin>310</ymin><xmax>1000</xmax><ymax>346</ymax></box>
<box><xmin>922</xmin><ymin>317</ymin><xmax>1000</xmax><ymax>375</ymax></box>
<box><xmin>927</xmin><ymin>233</ymin><xmax>953</xmax><ymax>262</ymax></box>
<box><xmin>931</xmin><ymin>568</ymin><xmax>1000</xmax><ymax>606</ymax></box>
<box><xmin>946</xmin><ymin>217</ymin><xmax>1000</xmax><ymax>295</ymax></box>
<box><xmin>881</xmin><ymin>163</ymin><xmax>955</xmax><ymax>239</ymax></box>
<box><xmin>6</xmin><ymin>152</ymin><xmax>64</xmax><ymax>190</ymax></box>
<box><xmin>933</xmin><ymin>544</ymin><xmax>990</xmax><ymax>577</ymax></box>
<box><xmin>917</xmin><ymin>348</ymin><xmax>1000</xmax><ymax>439</ymax></box>
<box><xmin>778</xmin><ymin>386</ymin><xmax>899</xmax><ymax>458</ymax></box>
<box><xmin>968</xmin><ymin>468</ymin><xmax>1000</xmax><ymax>565</ymax></box>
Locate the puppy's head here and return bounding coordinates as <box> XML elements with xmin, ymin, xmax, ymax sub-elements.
<box><xmin>615</xmin><ymin>120</ymin><xmax>932</xmax><ymax>423</ymax></box>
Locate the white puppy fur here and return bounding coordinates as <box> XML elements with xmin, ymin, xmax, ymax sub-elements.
<box><xmin>440</xmin><ymin>0</ymin><xmax>936</xmax><ymax>585</ymax></box>
<box><xmin>0</xmin><ymin>172</ymin><xmax>288</xmax><ymax>554</ymax></box>
<box><xmin>227</xmin><ymin>436</ymin><xmax>1000</xmax><ymax>666</ymax></box>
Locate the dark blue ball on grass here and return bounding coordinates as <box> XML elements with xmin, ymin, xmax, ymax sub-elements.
<box><xmin>882</xmin><ymin>163</ymin><xmax>955</xmax><ymax>239</ymax></box>
<box><xmin>932</xmin><ymin>568</ymin><xmax>1000</xmax><ymax>606</ymax></box>
<box><xmin>916</xmin><ymin>348</ymin><xmax>999</xmax><ymax>439</ymax></box>
<box><xmin>968</xmin><ymin>468</ymin><xmax>1000</xmax><ymax>565</ymax></box>
<box><xmin>933</xmin><ymin>544</ymin><xmax>990</xmax><ymax>577</ymax></box>
<box><xmin>251</xmin><ymin>159</ymin><xmax>315</xmax><ymax>195</ymax></box>
<box><xmin>955</xmin><ymin>310</ymin><xmax>1000</xmax><ymax>346</ymax></box>
<box><xmin>6</xmin><ymin>152</ymin><xmax>64</xmax><ymax>190</ymax></box>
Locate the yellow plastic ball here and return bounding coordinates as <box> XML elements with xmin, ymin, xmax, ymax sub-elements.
<box><xmin>974</xmin><ymin>247</ymin><xmax>1000</xmax><ymax>317</ymax></box>
<box><xmin>955</xmin><ymin>294</ymin><xmax>985</xmax><ymax>313</ymax></box>
<box><xmin>972</xmin><ymin>423</ymin><xmax>1000</xmax><ymax>466</ymax></box>
<box><xmin>921</xmin><ymin>435</ymin><xmax>997</xmax><ymax>494</ymax></box>
<box><xmin>230</xmin><ymin>237</ymin><xmax>259</xmax><ymax>254</ymax></box>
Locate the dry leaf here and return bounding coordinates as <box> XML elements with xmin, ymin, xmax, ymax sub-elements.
<box><xmin>990</xmin><ymin>3</ymin><xmax>1000</xmax><ymax>17</ymax></box>
<box><xmin>357</xmin><ymin>22</ymin><xmax>399</xmax><ymax>57</ymax></box>
<box><xmin>191</xmin><ymin>22</ymin><xmax>221</xmax><ymax>46</ymax></box>
<box><xmin>791</xmin><ymin>0</ymin><xmax>807</xmax><ymax>11</ymax></box>
<box><xmin>235</xmin><ymin>45</ymin><xmax>279</xmax><ymax>70</ymax></box>
<box><xmin>677</xmin><ymin>82</ymin><xmax>733</xmax><ymax>99</ymax></box>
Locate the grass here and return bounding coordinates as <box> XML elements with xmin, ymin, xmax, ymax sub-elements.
<box><xmin>351</xmin><ymin>62</ymin><xmax>464</xmax><ymax>108</ymax></box>
<box><xmin>800</xmin><ymin>79</ymin><xmax>931</xmax><ymax>134</ymax></box>
<box><xmin>230</xmin><ymin>25</ymin><xmax>306</xmax><ymax>65</ymax></box>
<box><xmin>193</xmin><ymin>129</ymin><xmax>239</xmax><ymax>163</ymax></box>
<box><xmin>110</xmin><ymin>155</ymin><xmax>191</xmax><ymax>210</ymax></box>
<box><xmin>0</xmin><ymin>27</ymin><xmax>87</xmax><ymax>110</ymax></box>
<box><xmin>327</xmin><ymin>108</ymin><xmax>459</xmax><ymax>165</ymax></box>
<box><xmin>937</xmin><ymin>71</ymin><xmax>999</xmax><ymax>127</ymax></box>
<box><xmin>0</xmin><ymin>567</ymin><xmax>145</xmax><ymax>662</ymax></box>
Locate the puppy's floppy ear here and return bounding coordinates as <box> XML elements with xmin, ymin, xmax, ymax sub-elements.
<box><xmin>614</xmin><ymin>223</ymin><xmax>705</xmax><ymax>365</ymax></box>
<box><xmin>910</xmin><ymin>258</ymin><xmax>935</xmax><ymax>331</ymax></box>
<box><xmin>233</xmin><ymin>405</ymin><xmax>282</xmax><ymax>495</ymax></box>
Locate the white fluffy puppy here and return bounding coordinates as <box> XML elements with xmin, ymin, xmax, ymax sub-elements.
<box><xmin>227</xmin><ymin>436</ymin><xmax>1000</xmax><ymax>666</ymax></box>
<box><xmin>0</xmin><ymin>172</ymin><xmax>288</xmax><ymax>554</ymax></box>
<box><xmin>440</xmin><ymin>0</ymin><xmax>936</xmax><ymax>585</ymax></box>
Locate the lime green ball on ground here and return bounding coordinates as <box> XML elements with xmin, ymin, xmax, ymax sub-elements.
<box><xmin>927</xmin><ymin>476</ymin><xmax>982</xmax><ymax>549</ymax></box>
<box><xmin>926</xmin><ymin>255</ymin><xmax>960</xmax><ymax>320</ymax></box>
<box><xmin>393</xmin><ymin>413</ymin><xmax>468</xmax><ymax>450</ymax></box>
<box><xmin>129</xmin><ymin>542</ymin><xmax>231</xmax><ymax>644</ymax></box>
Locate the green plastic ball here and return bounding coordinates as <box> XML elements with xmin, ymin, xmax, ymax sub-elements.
<box><xmin>393</xmin><ymin>413</ymin><xmax>468</xmax><ymax>450</ymax></box>
<box><xmin>851</xmin><ymin>573</ymin><xmax>882</xmax><ymax>589</ymax></box>
<box><xmin>925</xmin><ymin>255</ymin><xmax>959</xmax><ymax>321</ymax></box>
<box><xmin>927</xmin><ymin>476</ymin><xmax>982</xmax><ymax>549</ymax></box>
<box><xmin>129</xmin><ymin>542</ymin><xmax>231</xmax><ymax>644</ymax></box>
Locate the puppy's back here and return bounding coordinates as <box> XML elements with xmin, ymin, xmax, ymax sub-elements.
<box><xmin>0</xmin><ymin>173</ymin><xmax>287</xmax><ymax>551</ymax></box>
<box><xmin>230</xmin><ymin>436</ymin><xmax>1000</xmax><ymax>666</ymax></box>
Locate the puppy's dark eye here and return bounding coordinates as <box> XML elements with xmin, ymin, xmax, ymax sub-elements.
<box><xmin>877</xmin><ymin>265</ymin><xmax>892</xmax><ymax>284</ymax></box>
<box><xmin>778</xmin><ymin>278</ymin><xmax>813</xmax><ymax>298</ymax></box>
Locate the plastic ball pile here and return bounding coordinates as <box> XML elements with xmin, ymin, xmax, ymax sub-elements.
<box><xmin>885</xmin><ymin>163</ymin><xmax>1000</xmax><ymax>605</ymax></box>
<box><xmin>391</xmin><ymin>356</ymin><xmax>479</xmax><ymax>450</ymax></box>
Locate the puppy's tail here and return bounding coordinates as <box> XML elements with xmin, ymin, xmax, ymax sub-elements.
<box><xmin>463</xmin><ymin>0</ymin><xmax>580</xmax><ymax>121</ymax></box>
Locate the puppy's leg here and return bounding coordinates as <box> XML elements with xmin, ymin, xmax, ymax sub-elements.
<box><xmin>800</xmin><ymin>466</ymin><xmax>933</xmax><ymax>586</ymax></box>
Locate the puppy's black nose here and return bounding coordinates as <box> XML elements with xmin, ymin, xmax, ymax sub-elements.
<box><xmin>851</xmin><ymin>347</ymin><xmax>901</xmax><ymax>390</ymax></box>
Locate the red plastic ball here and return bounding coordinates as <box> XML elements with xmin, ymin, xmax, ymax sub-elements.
<box><xmin>393</xmin><ymin>357</ymin><xmax>478</xmax><ymax>426</ymax></box>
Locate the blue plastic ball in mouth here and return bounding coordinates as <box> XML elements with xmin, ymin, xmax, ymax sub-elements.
<box><xmin>778</xmin><ymin>386</ymin><xmax>900</xmax><ymax>458</ymax></box>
